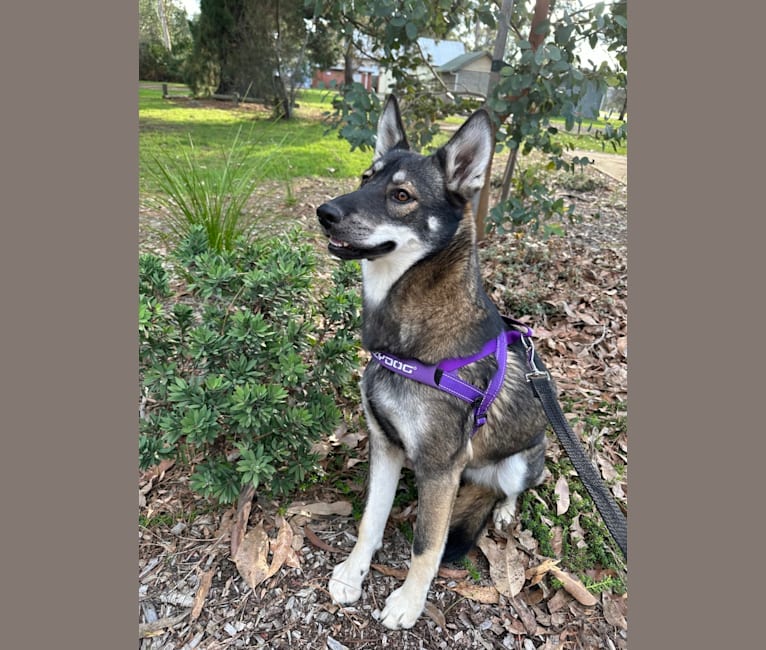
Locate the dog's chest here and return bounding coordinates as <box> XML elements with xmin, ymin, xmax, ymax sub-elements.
<box><xmin>361</xmin><ymin>244</ymin><xmax>427</xmax><ymax>309</ymax></box>
<box><xmin>361</xmin><ymin>367</ymin><xmax>432</xmax><ymax>455</ymax></box>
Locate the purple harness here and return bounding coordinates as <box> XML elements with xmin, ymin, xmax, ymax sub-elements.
<box><xmin>370</xmin><ymin>321</ymin><xmax>534</xmax><ymax>436</ymax></box>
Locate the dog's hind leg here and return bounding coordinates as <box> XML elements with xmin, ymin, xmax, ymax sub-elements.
<box><xmin>490</xmin><ymin>434</ymin><xmax>547</xmax><ymax>529</ymax></box>
<box><xmin>379</xmin><ymin>466</ymin><xmax>463</xmax><ymax>630</ymax></box>
<box><xmin>328</xmin><ymin>416</ymin><xmax>404</xmax><ymax>606</ymax></box>
<box><xmin>461</xmin><ymin>433</ymin><xmax>547</xmax><ymax>530</ymax></box>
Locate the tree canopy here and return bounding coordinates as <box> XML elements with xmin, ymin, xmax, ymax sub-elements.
<box><xmin>141</xmin><ymin>0</ymin><xmax>627</xmax><ymax>229</ymax></box>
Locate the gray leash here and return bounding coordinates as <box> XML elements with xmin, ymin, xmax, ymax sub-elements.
<box><xmin>518</xmin><ymin>326</ymin><xmax>628</xmax><ymax>560</ymax></box>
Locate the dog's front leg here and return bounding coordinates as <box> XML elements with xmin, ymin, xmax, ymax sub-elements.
<box><xmin>379</xmin><ymin>467</ymin><xmax>462</xmax><ymax>630</ymax></box>
<box><xmin>329</xmin><ymin>430</ymin><xmax>404</xmax><ymax>606</ymax></box>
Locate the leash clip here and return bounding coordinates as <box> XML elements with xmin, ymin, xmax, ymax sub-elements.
<box><xmin>521</xmin><ymin>334</ymin><xmax>550</xmax><ymax>382</ymax></box>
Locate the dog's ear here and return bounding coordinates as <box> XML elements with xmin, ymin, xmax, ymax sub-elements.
<box><xmin>373</xmin><ymin>95</ymin><xmax>409</xmax><ymax>161</ymax></box>
<box><xmin>440</xmin><ymin>109</ymin><xmax>493</xmax><ymax>199</ymax></box>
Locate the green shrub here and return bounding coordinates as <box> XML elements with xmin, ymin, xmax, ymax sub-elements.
<box><xmin>488</xmin><ymin>163</ymin><xmax>577</xmax><ymax>236</ymax></box>
<box><xmin>139</xmin><ymin>226</ymin><xmax>362</xmax><ymax>505</ymax></box>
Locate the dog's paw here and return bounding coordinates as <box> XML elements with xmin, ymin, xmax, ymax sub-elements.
<box><xmin>379</xmin><ymin>586</ymin><xmax>424</xmax><ymax>630</ymax></box>
<box><xmin>493</xmin><ymin>496</ymin><xmax>518</xmax><ymax>530</ymax></box>
<box><xmin>328</xmin><ymin>560</ymin><xmax>365</xmax><ymax>605</ymax></box>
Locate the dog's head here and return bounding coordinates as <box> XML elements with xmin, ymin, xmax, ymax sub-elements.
<box><xmin>316</xmin><ymin>95</ymin><xmax>493</xmax><ymax>263</ymax></box>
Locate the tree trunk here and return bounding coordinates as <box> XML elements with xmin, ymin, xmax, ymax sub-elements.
<box><xmin>156</xmin><ymin>0</ymin><xmax>172</xmax><ymax>52</ymax></box>
<box><xmin>344</xmin><ymin>39</ymin><xmax>354</xmax><ymax>88</ymax></box>
<box><xmin>475</xmin><ymin>0</ymin><xmax>551</xmax><ymax>238</ymax></box>
<box><xmin>475</xmin><ymin>0</ymin><xmax>516</xmax><ymax>238</ymax></box>
<box><xmin>499</xmin><ymin>144</ymin><xmax>519</xmax><ymax>205</ymax></box>
<box><xmin>618</xmin><ymin>90</ymin><xmax>627</xmax><ymax>121</ymax></box>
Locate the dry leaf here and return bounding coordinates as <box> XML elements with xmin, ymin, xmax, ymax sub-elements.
<box><xmin>510</xmin><ymin>595</ymin><xmax>537</xmax><ymax>636</ymax></box>
<box><xmin>285</xmin><ymin>547</ymin><xmax>302</xmax><ymax>569</ymax></box>
<box><xmin>264</xmin><ymin>517</ymin><xmax>294</xmax><ymax>581</ymax></box>
<box><xmin>216</xmin><ymin>508</ymin><xmax>235</xmax><ymax>540</ymax></box>
<box><xmin>554</xmin><ymin>475</ymin><xmax>570</xmax><ymax>516</ymax></box>
<box><xmin>141</xmin><ymin>458</ymin><xmax>175</xmax><ymax>484</ymax></box>
<box><xmin>304</xmin><ymin>525</ymin><xmax>339</xmax><ymax>554</ymax></box>
<box><xmin>437</xmin><ymin>566</ymin><xmax>469</xmax><ymax>580</ymax></box>
<box><xmin>546</xmin><ymin>588</ymin><xmax>570</xmax><ymax>614</ymax></box>
<box><xmin>616</xmin><ymin>336</ymin><xmax>627</xmax><ymax>357</ymax></box>
<box><xmin>548</xmin><ymin>565</ymin><xmax>598</xmax><ymax>606</ymax></box>
<box><xmin>478</xmin><ymin>536</ymin><xmax>525</xmax><ymax>598</ymax></box>
<box><xmin>551</xmin><ymin>526</ymin><xmax>564</xmax><ymax>557</ymax></box>
<box><xmin>139</xmin><ymin>613</ymin><xmax>188</xmax><ymax>639</ymax></box>
<box><xmin>371</xmin><ymin>563</ymin><xmax>408</xmax><ymax>580</ymax></box>
<box><xmin>602</xmin><ymin>592</ymin><xmax>627</xmax><ymax>629</ymax></box>
<box><xmin>233</xmin><ymin>523</ymin><xmax>270</xmax><ymax>589</ymax></box>
<box><xmin>424</xmin><ymin>602</ymin><xmax>446</xmax><ymax>628</ymax></box>
<box><xmin>449</xmin><ymin>581</ymin><xmax>500</xmax><ymax>604</ymax></box>
<box><xmin>526</xmin><ymin>558</ymin><xmax>559</xmax><ymax>586</ymax></box>
<box><xmin>191</xmin><ymin>569</ymin><xmax>214</xmax><ymax>620</ymax></box>
<box><xmin>597</xmin><ymin>453</ymin><xmax>618</xmax><ymax>482</ymax></box>
<box><xmin>286</xmin><ymin>501</ymin><xmax>352</xmax><ymax>518</ymax></box>
<box><xmin>503</xmin><ymin>543</ymin><xmax>527</xmax><ymax>598</ymax></box>
<box><xmin>290</xmin><ymin>527</ymin><xmax>304</xmax><ymax>552</ymax></box>
<box><xmin>569</xmin><ymin>514</ymin><xmax>588</xmax><ymax>550</ymax></box>
<box><xmin>517</xmin><ymin>529</ymin><xmax>538</xmax><ymax>553</ymax></box>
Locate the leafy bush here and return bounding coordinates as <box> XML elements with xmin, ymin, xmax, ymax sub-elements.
<box><xmin>139</xmin><ymin>226</ymin><xmax>362</xmax><ymax>505</ymax></box>
<box><xmin>488</xmin><ymin>163</ymin><xmax>576</xmax><ymax>236</ymax></box>
<box><xmin>182</xmin><ymin>51</ymin><xmax>221</xmax><ymax>98</ymax></box>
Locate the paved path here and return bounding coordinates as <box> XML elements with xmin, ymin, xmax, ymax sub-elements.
<box><xmin>571</xmin><ymin>149</ymin><xmax>626</xmax><ymax>184</ymax></box>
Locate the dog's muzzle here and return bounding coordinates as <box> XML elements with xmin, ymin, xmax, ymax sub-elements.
<box><xmin>316</xmin><ymin>202</ymin><xmax>395</xmax><ymax>261</ymax></box>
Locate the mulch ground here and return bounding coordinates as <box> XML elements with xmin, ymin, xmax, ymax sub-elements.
<box><xmin>139</xmin><ymin>153</ymin><xmax>627</xmax><ymax>649</ymax></box>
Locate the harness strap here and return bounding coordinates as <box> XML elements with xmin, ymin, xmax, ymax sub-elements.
<box><xmin>370</xmin><ymin>323</ymin><xmax>532</xmax><ymax>435</ymax></box>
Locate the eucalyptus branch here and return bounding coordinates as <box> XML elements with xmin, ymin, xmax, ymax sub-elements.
<box><xmin>415</xmin><ymin>40</ymin><xmax>455</xmax><ymax>96</ymax></box>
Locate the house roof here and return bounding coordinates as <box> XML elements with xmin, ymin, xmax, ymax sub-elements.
<box><xmin>438</xmin><ymin>51</ymin><xmax>491</xmax><ymax>73</ymax></box>
<box><xmin>418</xmin><ymin>37</ymin><xmax>466</xmax><ymax>67</ymax></box>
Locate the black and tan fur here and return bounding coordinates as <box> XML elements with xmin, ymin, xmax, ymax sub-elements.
<box><xmin>316</xmin><ymin>96</ymin><xmax>552</xmax><ymax>630</ymax></box>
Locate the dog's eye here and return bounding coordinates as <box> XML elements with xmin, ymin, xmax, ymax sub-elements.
<box><xmin>392</xmin><ymin>189</ymin><xmax>411</xmax><ymax>203</ymax></box>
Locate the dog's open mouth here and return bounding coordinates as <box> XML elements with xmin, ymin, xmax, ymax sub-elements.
<box><xmin>327</xmin><ymin>236</ymin><xmax>396</xmax><ymax>261</ymax></box>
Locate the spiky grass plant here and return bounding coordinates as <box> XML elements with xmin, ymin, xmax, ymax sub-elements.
<box><xmin>146</xmin><ymin>125</ymin><xmax>277</xmax><ymax>253</ymax></box>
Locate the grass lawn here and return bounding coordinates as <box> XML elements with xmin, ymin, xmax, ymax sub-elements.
<box><xmin>140</xmin><ymin>87</ymin><xmax>625</xmax><ymax>196</ymax></box>
<box><xmin>548</xmin><ymin>115</ymin><xmax>627</xmax><ymax>155</ymax></box>
<box><xmin>139</xmin><ymin>88</ymin><xmax>372</xmax><ymax>193</ymax></box>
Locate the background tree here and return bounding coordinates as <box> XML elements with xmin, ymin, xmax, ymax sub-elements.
<box><xmin>139</xmin><ymin>0</ymin><xmax>192</xmax><ymax>82</ymax></box>
<box><xmin>324</xmin><ymin>0</ymin><xmax>627</xmax><ymax>234</ymax></box>
<box><xmin>184</xmin><ymin>0</ymin><xmax>343</xmax><ymax>118</ymax></box>
<box><xmin>316</xmin><ymin>0</ymin><xmax>499</xmax><ymax>151</ymax></box>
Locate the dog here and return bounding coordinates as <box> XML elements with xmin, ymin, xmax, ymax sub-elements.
<box><xmin>316</xmin><ymin>95</ymin><xmax>552</xmax><ymax>630</ymax></box>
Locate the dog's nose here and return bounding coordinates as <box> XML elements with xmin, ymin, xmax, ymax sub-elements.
<box><xmin>317</xmin><ymin>202</ymin><xmax>343</xmax><ymax>228</ymax></box>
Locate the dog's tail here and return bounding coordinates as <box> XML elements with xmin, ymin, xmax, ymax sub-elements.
<box><xmin>442</xmin><ymin>483</ymin><xmax>501</xmax><ymax>563</ymax></box>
